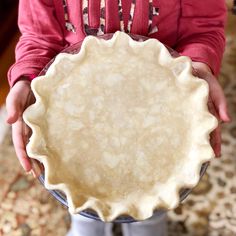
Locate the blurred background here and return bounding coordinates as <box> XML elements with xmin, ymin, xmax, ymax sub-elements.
<box><xmin>0</xmin><ymin>1</ymin><xmax>235</xmax><ymax>235</ymax></box>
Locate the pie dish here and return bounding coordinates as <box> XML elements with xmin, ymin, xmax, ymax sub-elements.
<box><xmin>23</xmin><ymin>31</ymin><xmax>218</xmax><ymax>222</ymax></box>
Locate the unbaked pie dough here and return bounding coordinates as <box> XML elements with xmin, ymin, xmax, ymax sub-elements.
<box><xmin>23</xmin><ymin>31</ymin><xmax>218</xmax><ymax>221</ymax></box>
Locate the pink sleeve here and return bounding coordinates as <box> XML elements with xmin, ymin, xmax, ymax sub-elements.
<box><xmin>175</xmin><ymin>0</ymin><xmax>227</xmax><ymax>76</ymax></box>
<box><xmin>8</xmin><ymin>0</ymin><xmax>66</xmax><ymax>87</ymax></box>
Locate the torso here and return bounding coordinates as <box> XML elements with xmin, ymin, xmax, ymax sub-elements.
<box><xmin>53</xmin><ymin>0</ymin><xmax>181</xmax><ymax>48</ymax></box>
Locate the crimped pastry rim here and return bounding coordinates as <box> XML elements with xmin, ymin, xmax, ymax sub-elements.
<box><xmin>23</xmin><ymin>31</ymin><xmax>218</xmax><ymax>222</ymax></box>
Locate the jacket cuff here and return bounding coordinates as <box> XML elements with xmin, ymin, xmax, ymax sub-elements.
<box><xmin>176</xmin><ymin>43</ymin><xmax>222</xmax><ymax>76</ymax></box>
<box><xmin>8</xmin><ymin>58</ymin><xmax>51</xmax><ymax>87</ymax></box>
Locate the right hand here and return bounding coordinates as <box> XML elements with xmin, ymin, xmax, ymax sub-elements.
<box><xmin>6</xmin><ymin>80</ymin><xmax>43</xmax><ymax>177</ymax></box>
<box><xmin>192</xmin><ymin>62</ymin><xmax>231</xmax><ymax>157</ymax></box>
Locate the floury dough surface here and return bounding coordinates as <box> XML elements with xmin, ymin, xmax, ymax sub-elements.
<box><xmin>23</xmin><ymin>32</ymin><xmax>217</xmax><ymax>221</ymax></box>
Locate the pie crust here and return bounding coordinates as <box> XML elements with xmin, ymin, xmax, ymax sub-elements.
<box><xmin>23</xmin><ymin>31</ymin><xmax>218</xmax><ymax>221</ymax></box>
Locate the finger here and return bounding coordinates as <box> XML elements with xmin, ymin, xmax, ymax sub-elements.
<box><xmin>6</xmin><ymin>91</ymin><xmax>21</xmax><ymax>124</ymax></box>
<box><xmin>206</xmin><ymin>77</ymin><xmax>231</xmax><ymax>123</ymax></box>
<box><xmin>210</xmin><ymin>125</ymin><xmax>221</xmax><ymax>158</ymax></box>
<box><xmin>218</xmin><ymin>103</ymin><xmax>231</xmax><ymax>123</ymax></box>
<box><xmin>193</xmin><ymin>67</ymin><xmax>231</xmax><ymax>123</ymax></box>
<box><xmin>211</xmin><ymin>91</ymin><xmax>230</xmax><ymax>122</ymax></box>
<box><xmin>207</xmin><ymin>96</ymin><xmax>217</xmax><ymax>116</ymax></box>
<box><xmin>18</xmin><ymin>118</ymin><xmax>43</xmax><ymax>177</ymax></box>
<box><xmin>31</xmin><ymin>159</ymin><xmax>44</xmax><ymax>178</ymax></box>
<box><xmin>12</xmin><ymin>120</ymin><xmax>32</xmax><ymax>172</ymax></box>
<box><xmin>207</xmin><ymin>96</ymin><xmax>221</xmax><ymax>157</ymax></box>
<box><xmin>6</xmin><ymin>81</ymin><xmax>32</xmax><ymax>124</ymax></box>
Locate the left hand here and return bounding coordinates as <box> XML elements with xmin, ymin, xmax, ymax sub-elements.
<box><xmin>192</xmin><ymin>62</ymin><xmax>231</xmax><ymax>157</ymax></box>
<box><xmin>6</xmin><ymin>80</ymin><xmax>43</xmax><ymax>177</ymax></box>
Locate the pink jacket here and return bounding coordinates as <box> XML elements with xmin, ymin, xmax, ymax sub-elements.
<box><xmin>8</xmin><ymin>0</ymin><xmax>227</xmax><ymax>87</ymax></box>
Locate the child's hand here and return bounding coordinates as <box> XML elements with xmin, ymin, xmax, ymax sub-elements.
<box><xmin>6</xmin><ymin>80</ymin><xmax>43</xmax><ymax>177</ymax></box>
<box><xmin>192</xmin><ymin>62</ymin><xmax>231</xmax><ymax>157</ymax></box>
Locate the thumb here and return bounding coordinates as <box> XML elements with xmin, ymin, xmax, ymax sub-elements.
<box><xmin>209</xmin><ymin>80</ymin><xmax>231</xmax><ymax>123</ymax></box>
<box><xmin>6</xmin><ymin>90</ymin><xmax>21</xmax><ymax>124</ymax></box>
<box><xmin>6</xmin><ymin>80</ymin><xmax>31</xmax><ymax>124</ymax></box>
<box><xmin>218</xmin><ymin>103</ymin><xmax>231</xmax><ymax>123</ymax></box>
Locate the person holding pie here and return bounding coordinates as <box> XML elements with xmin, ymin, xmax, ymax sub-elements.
<box><xmin>6</xmin><ymin>1</ymin><xmax>230</xmax><ymax>236</ymax></box>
